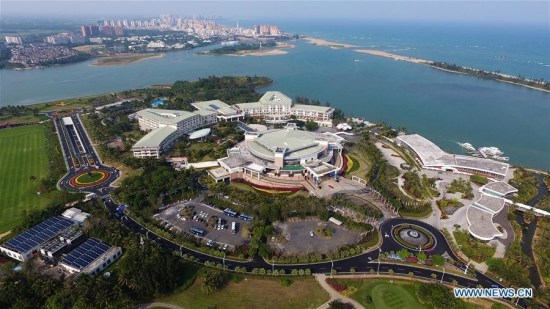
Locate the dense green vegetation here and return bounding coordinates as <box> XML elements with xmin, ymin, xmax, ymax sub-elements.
<box><xmin>171</xmin><ymin>121</ymin><xmax>244</xmax><ymax>161</ymax></box>
<box><xmin>402</xmin><ymin>172</ymin><xmax>436</xmax><ymax>199</ymax></box>
<box><xmin>447</xmin><ymin>178</ymin><xmax>474</xmax><ymax>199</ymax></box>
<box><xmin>429</xmin><ymin>61</ymin><xmax>550</xmax><ymax>91</ymax></box>
<box><xmin>360</xmin><ymin>137</ymin><xmax>431</xmax><ymax>217</ymax></box>
<box><xmin>453</xmin><ymin>229</ymin><xmax>495</xmax><ymax>262</ymax></box>
<box><xmin>537</xmin><ymin>195</ymin><xmax>550</xmax><ymax>212</ymax></box>
<box><xmin>509</xmin><ymin>168</ymin><xmax>539</xmax><ymax>203</ymax></box>
<box><xmin>487</xmin><ymin>220</ymin><xmax>533</xmax><ymax>287</ymax></box>
<box><xmin>0</xmin><ymin>199</ymin><xmax>199</xmax><ymax>309</ymax></box>
<box><xmin>115</xmin><ymin>164</ymin><xmax>199</xmax><ymax>217</ymax></box>
<box><xmin>470</xmin><ymin>174</ymin><xmax>489</xmax><ymax>185</ymax></box>
<box><xmin>416</xmin><ymin>283</ymin><xmax>466</xmax><ymax>308</ymax></box>
<box><xmin>207</xmin><ymin>42</ymin><xmax>276</xmax><ymax>55</ymax></box>
<box><xmin>533</xmin><ymin>218</ymin><xmax>550</xmax><ymax>293</ymax></box>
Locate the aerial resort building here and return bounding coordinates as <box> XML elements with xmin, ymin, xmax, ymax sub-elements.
<box><xmin>214</xmin><ymin>127</ymin><xmax>345</xmax><ymax>185</ymax></box>
<box><xmin>59</xmin><ymin>238</ymin><xmax>122</xmax><ymax>275</ymax></box>
<box><xmin>132</xmin><ymin>91</ymin><xmax>336</xmax><ymax>158</ymax></box>
<box><xmin>131</xmin><ymin>108</ymin><xmax>217</xmax><ymax>158</ymax></box>
<box><xmin>234</xmin><ymin>91</ymin><xmax>334</xmax><ymax>126</ymax></box>
<box><xmin>0</xmin><ymin>216</ymin><xmax>75</xmax><ymax>261</ymax></box>
<box><xmin>397</xmin><ymin>134</ymin><xmax>509</xmax><ymax>180</ymax></box>
<box><xmin>0</xmin><ymin>214</ymin><xmax>121</xmax><ymax>275</ymax></box>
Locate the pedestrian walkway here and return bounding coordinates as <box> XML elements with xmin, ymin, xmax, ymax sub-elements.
<box><xmin>314</xmin><ymin>274</ymin><xmax>365</xmax><ymax>309</ymax></box>
<box><xmin>134</xmin><ymin>302</ymin><xmax>183</xmax><ymax>309</ymax></box>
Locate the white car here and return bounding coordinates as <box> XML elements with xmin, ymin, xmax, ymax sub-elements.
<box><xmin>310</xmin><ymin>231</ymin><xmax>314</xmax><ymax>237</ymax></box>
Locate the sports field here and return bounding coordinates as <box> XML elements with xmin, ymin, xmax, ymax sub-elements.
<box><xmin>0</xmin><ymin>125</ymin><xmax>50</xmax><ymax>234</ymax></box>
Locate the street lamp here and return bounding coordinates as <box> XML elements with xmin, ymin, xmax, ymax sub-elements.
<box><xmin>440</xmin><ymin>266</ymin><xmax>446</xmax><ymax>284</ymax></box>
<box><xmin>223</xmin><ymin>253</ymin><xmax>225</xmax><ymax>268</ymax></box>
<box><xmin>330</xmin><ymin>259</ymin><xmax>334</xmax><ymax>277</ymax></box>
<box><xmin>377</xmin><ymin>248</ymin><xmax>381</xmax><ymax>275</ymax></box>
<box><xmin>464</xmin><ymin>261</ymin><xmax>471</xmax><ymax>274</ymax></box>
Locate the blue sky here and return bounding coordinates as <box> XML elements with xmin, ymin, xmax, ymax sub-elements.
<box><xmin>1</xmin><ymin>1</ymin><xmax>548</xmax><ymax>25</ymax></box>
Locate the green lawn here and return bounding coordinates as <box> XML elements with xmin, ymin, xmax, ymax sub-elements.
<box><xmin>337</xmin><ymin>278</ymin><xmax>424</xmax><ymax>309</ymax></box>
<box><xmin>347</xmin><ymin>150</ymin><xmax>372</xmax><ymax>178</ymax></box>
<box><xmin>0</xmin><ymin>125</ymin><xmax>51</xmax><ymax>233</ymax></box>
<box><xmin>76</xmin><ymin>172</ymin><xmax>104</xmax><ymax>184</ymax></box>
<box><xmin>158</xmin><ymin>277</ymin><xmax>329</xmax><ymax>309</ymax></box>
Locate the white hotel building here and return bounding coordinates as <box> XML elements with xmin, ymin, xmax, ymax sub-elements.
<box><xmin>132</xmin><ymin>91</ymin><xmax>335</xmax><ymax>158</ymax></box>
<box><xmin>131</xmin><ymin>108</ymin><xmax>216</xmax><ymax>158</ymax></box>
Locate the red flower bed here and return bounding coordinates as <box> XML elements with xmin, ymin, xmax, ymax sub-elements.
<box><xmin>326</xmin><ymin>278</ymin><xmax>348</xmax><ymax>292</ymax></box>
<box><xmin>234</xmin><ymin>178</ymin><xmax>305</xmax><ymax>192</ymax></box>
<box><xmin>340</xmin><ymin>154</ymin><xmax>349</xmax><ymax>175</ymax></box>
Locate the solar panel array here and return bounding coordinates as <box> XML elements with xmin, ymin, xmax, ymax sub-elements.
<box><xmin>4</xmin><ymin>217</ymin><xmax>74</xmax><ymax>253</ymax></box>
<box><xmin>61</xmin><ymin>238</ymin><xmax>111</xmax><ymax>271</ymax></box>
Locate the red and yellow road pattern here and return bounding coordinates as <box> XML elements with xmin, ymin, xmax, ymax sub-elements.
<box><xmin>69</xmin><ymin>170</ymin><xmax>111</xmax><ymax>188</ymax></box>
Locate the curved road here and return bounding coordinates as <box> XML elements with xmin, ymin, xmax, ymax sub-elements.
<box><xmin>53</xmin><ymin>112</ymin><xmax>523</xmax><ymax>307</ymax></box>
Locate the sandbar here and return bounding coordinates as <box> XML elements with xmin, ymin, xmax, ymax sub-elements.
<box><xmin>302</xmin><ymin>37</ymin><xmax>357</xmax><ymax>49</ymax></box>
<box><xmin>92</xmin><ymin>53</ymin><xmax>165</xmax><ymax>66</ymax></box>
<box><xmin>354</xmin><ymin>49</ymin><xmax>430</xmax><ymax>64</ymax></box>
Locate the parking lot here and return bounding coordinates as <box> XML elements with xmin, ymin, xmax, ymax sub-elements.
<box><xmin>270</xmin><ymin>218</ymin><xmax>361</xmax><ymax>255</ymax></box>
<box><xmin>156</xmin><ymin>202</ymin><xmax>252</xmax><ymax>251</ymax></box>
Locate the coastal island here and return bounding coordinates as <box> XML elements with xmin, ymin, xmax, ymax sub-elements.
<box><xmin>200</xmin><ymin>41</ymin><xmax>294</xmax><ymax>57</ymax></box>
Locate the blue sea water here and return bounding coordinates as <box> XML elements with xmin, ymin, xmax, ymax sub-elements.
<box><xmin>0</xmin><ymin>19</ymin><xmax>549</xmax><ymax>169</ymax></box>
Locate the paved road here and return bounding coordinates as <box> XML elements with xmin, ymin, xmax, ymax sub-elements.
<box><xmin>51</xmin><ymin>112</ymin><xmax>119</xmax><ymax>196</ymax></box>
<box><xmin>101</xmin><ymin>194</ymin><xmax>524</xmax><ymax>308</ymax></box>
<box><xmin>55</xmin><ymin>112</ymin><xmax>523</xmax><ymax>307</ymax></box>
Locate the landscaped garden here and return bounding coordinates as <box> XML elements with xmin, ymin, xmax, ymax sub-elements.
<box><xmin>326</xmin><ymin>278</ymin><xmax>474</xmax><ymax>309</ymax></box>
<box><xmin>453</xmin><ymin>229</ymin><xmax>496</xmax><ymax>262</ymax></box>
<box><xmin>447</xmin><ymin>178</ymin><xmax>474</xmax><ymax>199</ymax></box>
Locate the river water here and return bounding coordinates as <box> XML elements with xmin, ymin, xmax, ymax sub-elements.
<box><xmin>1</xmin><ymin>19</ymin><xmax>549</xmax><ymax>169</ymax></box>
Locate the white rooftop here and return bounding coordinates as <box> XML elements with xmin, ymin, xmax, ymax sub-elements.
<box><xmin>467</xmin><ymin>205</ymin><xmax>503</xmax><ymax>241</ymax></box>
<box><xmin>474</xmin><ymin>194</ymin><xmax>506</xmax><ymax>214</ymax></box>
<box><xmin>191</xmin><ymin>100</ymin><xmax>241</xmax><ymax>116</ymax></box>
<box><xmin>481</xmin><ymin>181</ymin><xmax>518</xmax><ymax>197</ymax></box>
<box><xmin>136</xmin><ymin>109</ymin><xmax>197</xmax><ymax>125</ymax></box>
<box><xmin>397</xmin><ymin>134</ymin><xmax>509</xmax><ymax>177</ymax></box>
<box><xmin>132</xmin><ymin>126</ymin><xmax>177</xmax><ymax>148</ymax></box>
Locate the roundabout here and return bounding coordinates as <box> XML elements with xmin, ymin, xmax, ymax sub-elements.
<box><xmin>391</xmin><ymin>223</ymin><xmax>436</xmax><ymax>250</ymax></box>
<box><xmin>69</xmin><ymin>169</ymin><xmax>111</xmax><ymax>188</ymax></box>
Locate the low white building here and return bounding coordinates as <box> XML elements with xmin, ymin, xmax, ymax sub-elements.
<box><xmin>131</xmin><ymin>108</ymin><xmax>216</xmax><ymax>158</ymax></box>
<box><xmin>59</xmin><ymin>238</ymin><xmax>122</xmax><ymax>275</ymax></box>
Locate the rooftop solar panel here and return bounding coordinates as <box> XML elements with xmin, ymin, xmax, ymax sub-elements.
<box><xmin>3</xmin><ymin>217</ymin><xmax>73</xmax><ymax>253</ymax></box>
<box><xmin>60</xmin><ymin>238</ymin><xmax>112</xmax><ymax>271</ymax></box>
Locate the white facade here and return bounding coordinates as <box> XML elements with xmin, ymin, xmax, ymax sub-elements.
<box><xmin>5</xmin><ymin>36</ymin><xmax>23</xmax><ymax>45</ymax></box>
<box><xmin>60</xmin><ymin>247</ymin><xmax>122</xmax><ymax>275</ymax></box>
<box><xmin>132</xmin><ymin>108</ymin><xmax>217</xmax><ymax>158</ymax></box>
<box><xmin>235</xmin><ymin>92</ymin><xmax>334</xmax><ymax>126</ymax></box>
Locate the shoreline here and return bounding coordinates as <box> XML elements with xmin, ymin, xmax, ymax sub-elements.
<box><xmin>92</xmin><ymin>53</ymin><xmax>165</xmax><ymax>67</ymax></box>
<box><xmin>353</xmin><ymin>49</ymin><xmax>550</xmax><ymax>94</ymax></box>
<box><xmin>302</xmin><ymin>36</ymin><xmax>357</xmax><ymax>49</ymax></box>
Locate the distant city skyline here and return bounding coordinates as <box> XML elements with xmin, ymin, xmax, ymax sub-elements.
<box><xmin>1</xmin><ymin>1</ymin><xmax>548</xmax><ymax>25</ymax></box>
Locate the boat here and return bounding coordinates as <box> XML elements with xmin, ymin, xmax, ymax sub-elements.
<box><xmin>478</xmin><ymin>146</ymin><xmax>509</xmax><ymax>161</ymax></box>
<box><xmin>458</xmin><ymin>142</ymin><xmax>476</xmax><ymax>152</ymax></box>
